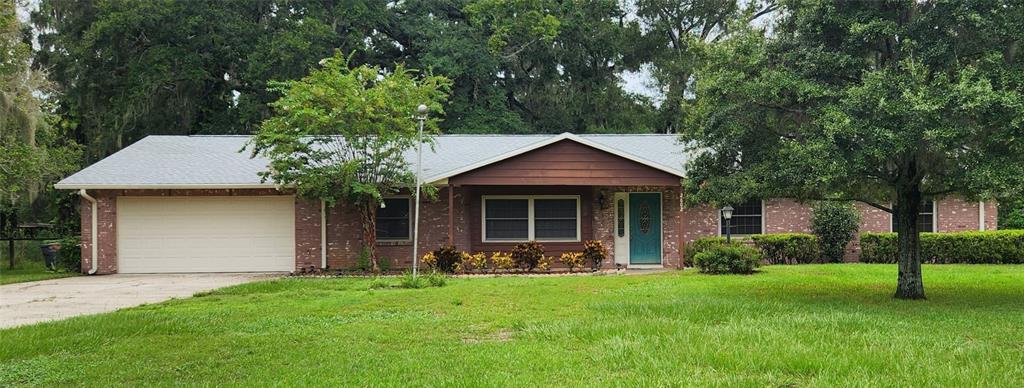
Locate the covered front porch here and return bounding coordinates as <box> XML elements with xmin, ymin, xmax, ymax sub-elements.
<box><xmin>431</xmin><ymin>137</ymin><xmax>686</xmax><ymax>269</ymax></box>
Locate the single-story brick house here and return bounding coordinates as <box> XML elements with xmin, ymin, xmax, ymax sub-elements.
<box><xmin>55</xmin><ymin>133</ymin><xmax>998</xmax><ymax>274</ymax></box>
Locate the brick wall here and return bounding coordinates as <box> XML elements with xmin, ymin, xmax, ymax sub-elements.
<box><xmin>764</xmin><ymin>199</ymin><xmax>813</xmax><ymax>233</ymax></box>
<box><xmin>294</xmin><ymin>199</ymin><xmax>322</xmax><ymax>271</ymax></box>
<box><xmin>324</xmin><ymin>187</ymin><xmax>467</xmax><ymax>270</ymax></box>
<box><xmin>936</xmin><ymin>197</ymin><xmax>998</xmax><ymax>232</ymax></box>
<box><xmin>79</xmin><ymin>193</ymin><xmax>118</xmax><ymax>274</ymax></box>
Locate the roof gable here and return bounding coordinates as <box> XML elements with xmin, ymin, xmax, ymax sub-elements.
<box><xmin>449</xmin><ymin>138</ymin><xmax>682</xmax><ymax>186</ymax></box>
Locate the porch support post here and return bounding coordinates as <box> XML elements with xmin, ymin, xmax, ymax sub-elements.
<box><xmin>448</xmin><ymin>186</ymin><xmax>455</xmax><ymax>245</ymax></box>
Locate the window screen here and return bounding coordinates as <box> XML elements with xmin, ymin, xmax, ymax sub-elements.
<box><xmin>485</xmin><ymin>199</ymin><xmax>529</xmax><ymax>240</ymax></box>
<box><xmin>534</xmin><ymin>199</ymin><xmax>577</xmax><ymax>240</ymax></box>
<box><xmin>376</xmin><ymin>198</ymin><xmax>410</xmax><ymax>239</ymax></box>
<box><xmin>721</xmin><ymin>200</ymin><xmax>762</xmax><ymax>235</ymax></box>
<box><xmin>892</xmin><ymin>201</ymin><xmax>935</xmax><ymax>232</ymax></box>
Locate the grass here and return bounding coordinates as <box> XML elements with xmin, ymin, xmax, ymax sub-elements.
<box><xmin>2</xmin><ymin>264</ymin><xmax>1023</xmax><ymax>386</ymax></box>
<box><xmin>0</xmin><ymin>259</ymin><xmax>77</xmax><ymax>285</ymax></box>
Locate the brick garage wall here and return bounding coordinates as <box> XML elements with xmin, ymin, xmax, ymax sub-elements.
<box><xmin>80</xmin><ymin>192</ymin><xmax>117</xmax><ymax>274</ymax></box>
<box><xmin>592</xmin><ymin>186</ymin><xmax>684</xmax><ymax>269</ymax></box>
<box><xmin>78</xmin><ymin>188</ymin><xmax>301</xmax><ymax>274</ymax></box>
<box><xmin>294</xmin><ymin>199</ymin><xmax>322</xmax><ymax>271</ymax></box>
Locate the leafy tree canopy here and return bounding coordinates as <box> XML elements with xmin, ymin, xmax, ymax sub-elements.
<box><xmin>247</xmin><ymin>53</ymin><xmax>451</xmax><ymax>271</ymax></box>
<box><xmin>682</xmin><ymin>0</ymin><xmax>1024</xmax><ymax>299</ymax></box>
<box><xmin>31</xmin><ymin>0</ymin><xmax>692</xmax><ymax>159</ymax></box>
<box><xmin>1</xmin><ymin>0</ymin><xmax>80</xmax><ymax>217</ymax></box>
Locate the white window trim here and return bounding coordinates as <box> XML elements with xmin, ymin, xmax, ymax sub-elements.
<box><xmin>481</xmin><ymin>195</ymin><xmax>582</xmax><ymax>243</ymax></box>
<box><xmin>717</xmin><ymin>200</ymin><xmax>765</xmax><ymax>237</ymax></box>
<box><xmin>888</xmin><ymin>200</ymin><xmax>938</xmax><ymax>233</ymax></box>
<box><xmin>377</xmin><ymin>196</ymin><xmax>413</xmax><ymax>241</ymax></box>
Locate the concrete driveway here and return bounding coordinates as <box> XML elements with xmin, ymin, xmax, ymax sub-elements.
<box><xmin>0</xmin><ymin>273</ymin><xmax>278</xmax><ymax>329</ymax></box>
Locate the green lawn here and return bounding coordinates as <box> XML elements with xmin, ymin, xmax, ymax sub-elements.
<box><xmin>0</xmin><ymin>260</ymin><xmax>77</xmax><ymax>285</ymax></box>
<box><xmin>2</xmin><ymin>265</ymin><xmax>1023</xmax><ymax>386</ymax></box>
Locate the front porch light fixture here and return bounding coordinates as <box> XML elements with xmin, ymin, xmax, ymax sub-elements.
<box><xmin>412</xmin><ymin>104</ymin><xmax>429</xmax><ymax>279</ymax></box>
<box><xmin>721</xmin><ymin>205</ymin><xmax>734</xmax><ymax>243</ymax></box>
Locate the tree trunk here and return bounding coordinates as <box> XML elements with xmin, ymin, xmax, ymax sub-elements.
<box><xmin>359</xmin><ymin>199</ymin><xmax>380</xmax><ymax>273</ymax></box>
<box><xmin>894</xmin><ymin>183</ymin><xmax>926</xmax><ymax>299</ymax></box>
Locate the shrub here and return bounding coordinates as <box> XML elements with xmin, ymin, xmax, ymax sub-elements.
<box><xmin>511</xmin><ymin>241</ymin><xmax>544</xmax><ymax>272</ymax></box>
<box><xmin>490</xmin><ymin>251</ymin><xmax>515</xmax><ymax>273</ymax></box>
<box><xmin>421</xmin><ymin>251</ymin><xmax>437</xmax><ymax>268</ymax></box>
<box><xmin>459</xmin><ymin>251</ymin><xmax>487</xmax><ymax>274</ymax></box>
<box><xmin>860</xmin><ymin>230</ymin><xmax>1024</xmax><ymax>264</ymax></box>
<box><xmin>429</xmin><ymin>244</ymin><xmax>461</xmax><ymax>273</ymax></box>
<box><xmin>353</xmin><ymin>247</ymin><xmax>372</xmax><ymax>272</ymax></box>
<box><xmin>57</xmin><ymin>236</ymin><xmax>81</xmax><ymax>272</ymax></box>
<box><xmin>582</xmin><ymin>240</ymin><xmax>608</xmax><ymax>271</ymax></box>
<box><xmin>811</xmin><ymin>202</ymin><xmax>862</xmax><ymax>262</ymax></box>
<box><xmin>559</xmin><ymin>252</ymin><xmax>585</xmax><ymax>272</ymax></box>
<box><xmin>685</xmin><ymin>236</ymin><xmax>744</xmax><ymax>260</ymax></box>
<box><xmin>751</xmin><ymin>233</ymin><xmax>820</xmax><ymax>264</ymax></box>
<box><xmin>692</xmin><ymin>245</ymin><xmax>762</xmax><ymax>274</ymax></box>
<box><xmin>998</xmin><ymin>197</ymin><xmax>1024</xmax><ymax>229</ymax></box>
<box><xmin>537</xmin><ymin>256</ymin><xmax>554</xmax><ymax>272</ymax></box>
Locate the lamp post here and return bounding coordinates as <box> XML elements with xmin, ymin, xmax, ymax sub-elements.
<box><xmin>721</xmin><ymin>205</ymin><xmax>734</xmax><ymax>243</ymax></box>
<box><xmin>412</xmin><ymin>104</ymin><xmax>428</xmax><ymax>279</ymax></box>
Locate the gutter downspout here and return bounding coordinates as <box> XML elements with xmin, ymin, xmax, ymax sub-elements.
<box><xmin>320</xmin><ymin>199</ymin><xmax>327</xmax><ymax>269</ymax></box>
<box><xmin>78</xmin><ymin>189</ymin><xmax>98</xmax><ymax>275</ymax></box>
<box><xmin>979</xmin><ymin>201</ymin><xmax>986</xmax><ymax>231</ymax></box>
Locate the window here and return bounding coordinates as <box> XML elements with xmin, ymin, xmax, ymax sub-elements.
<box><xmin>376</xmin><ymin>197</ymin><xmax>411</xmax><ymax>240</ymax></box>
<box><xmin>892</xmin><ymin>201</ymin><xmax>935</xmax><ymax>232</ymax></box>
<box><xmin>616</xmin><ymin>199</ymin><xmax>625</xmax><ymax>237</ymax></box>
<box><xmin>483</xmin><ymin>196</ymin><xmax>580</xmax><ymax>242</ymax></box>
<box><xmin>721</xmin><ymin>200</ymin><xmax>762</xmax><ymax>235</ymax></box>
<box><xmin>484</xmin><ymin>199</ymin><xmax>529</xmax><ymax>240</ymax></box>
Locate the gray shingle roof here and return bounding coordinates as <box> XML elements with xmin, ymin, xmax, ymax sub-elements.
<box><xmin>55</xmin><ymin>133</ymin><xmax>691</xmax><ymax>189</ymax></box>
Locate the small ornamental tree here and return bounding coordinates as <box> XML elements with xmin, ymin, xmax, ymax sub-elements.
<box><xmin>248</xmin><ymin>53</ymin><xmax>451</xmax><ymax>272</ymax></box>
<box><xmin>810</xmin><ymin>202</ymin><xmax>861</xmax><ymax>263</ymax></box>
<box><xmin>684</xmin><ymin>1</ymin><xmax>1024</xmax><ymax>299</ymax></box>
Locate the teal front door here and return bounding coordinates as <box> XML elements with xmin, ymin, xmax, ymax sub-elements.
<box><xmin>629</xmin><ymin>193</ymin><xmax>662</xmax><ymax>264</ymax></box>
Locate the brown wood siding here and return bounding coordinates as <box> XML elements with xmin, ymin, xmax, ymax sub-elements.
<box><xmin>465</xmin><ymin>186</ymin><xmax>594</xmax><ymax>255</ymax></box>
<box><xmin>449</xmin><ymin>140</ymin><xmax>681</xmax><ymax>186</ymax></box>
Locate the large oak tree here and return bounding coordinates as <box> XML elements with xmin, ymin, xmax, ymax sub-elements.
<box><xmin>682</xmin><ymin>0</ymin><xmax>1024</xmax><ymax>299</ymax></box>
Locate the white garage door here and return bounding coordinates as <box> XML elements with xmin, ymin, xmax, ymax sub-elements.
<box><xmin>117</xmin><ymin>196</ymin><xmax>295</xmax><ymax>273</ymax></box>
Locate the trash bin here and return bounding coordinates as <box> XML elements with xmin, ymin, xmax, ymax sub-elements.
<box><xmin>40</xmin><ymin>241</ymin><xmax>62</xmax><ymax>271</ymax></box>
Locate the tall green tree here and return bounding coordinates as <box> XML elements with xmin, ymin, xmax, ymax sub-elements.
<box><xmin>683</xmin><ymin>0</ymin><xmax>1024</xmax><ymax>299</ymax></box>
<box><xmin>31</xmin><ymin>0</ymin><xmax>392</xmax><ymax>160</ymax></box>
<box><xmin>247</xmin><ymin>54</ymin><xmax>451</xmax><ymax>272</ymax></box>
<box><xmin>467</xmin><ymin>0</ymin><xmax>655</xmax><ymax>133</ymax></box>
<box><xmin>1</xmin><ymin>0</ymin><xmax>80</xmax><ymax>261</ymax></box>
<box><xmin>633</xmin><ymin>0</ymin><xmax>777</xmax><ymax>133</ymax></box>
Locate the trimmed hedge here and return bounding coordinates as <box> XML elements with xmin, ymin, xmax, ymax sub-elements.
<box><xmin>684</xmin><ymin>237</ymin><xmax>744</xmax><ymax>259</ymax></box>
<box><xmin>692</xmin><ymin>245</ymin><xmax>762</xmax><ymax>274</ymax></box>
<box><xmin>751</xmin><ymin>233</ymin><xmax>820</xmax><ymax>264</ymax></box>
<box><xmin>860</xmin><ymin>230</ymin><xmax>1024</xmax><ymax>264</ymax></box>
